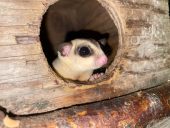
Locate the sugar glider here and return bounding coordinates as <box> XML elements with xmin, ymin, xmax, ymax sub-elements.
<box><xmin>52</xmin><ymin>39</ymin><xmax>108</xmax><ymax>81</ymax></box>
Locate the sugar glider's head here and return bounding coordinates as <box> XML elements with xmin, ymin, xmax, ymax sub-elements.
<box><xmin>57</xmin><ymin>39</ymin><xmax>108</xmax><ymax>71</ymax></box>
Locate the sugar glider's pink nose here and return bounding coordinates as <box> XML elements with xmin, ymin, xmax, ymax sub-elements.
<box><xmin>96</xmin><ymin>55</ymin><xmax>108</xmax><ymax>67</ymax></box>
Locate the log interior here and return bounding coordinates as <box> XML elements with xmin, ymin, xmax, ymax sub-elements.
<box><xmin>40</xmin><ymin>0</ymin><xmax>119</xmax><ymax>83</ymax></box>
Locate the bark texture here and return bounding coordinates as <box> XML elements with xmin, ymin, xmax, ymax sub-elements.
<box><xmin>0</xmin><ymin>0</ymin><xmax>169</xmax><ymax>116</ymax></box>
<box><xmin>0</xmin><ymin>82</ymin><xmax>170</xmax><ymax>128</ymax></box>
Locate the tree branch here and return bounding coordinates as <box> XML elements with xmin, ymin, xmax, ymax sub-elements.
<box><xmin>1</xmin><ymin>82</ymin><xmax>170</xmax><ymax>128</ymax></box>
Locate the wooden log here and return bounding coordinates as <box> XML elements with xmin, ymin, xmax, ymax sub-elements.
<box><xmin>0</xmin><ymin>82</ymin><xmax>170</xmax><ymax>128</ymax></box>
<box><xmin>0</xmin><ymin>0</ymin><xmax>169</xmax><ymax>116</ymax></box>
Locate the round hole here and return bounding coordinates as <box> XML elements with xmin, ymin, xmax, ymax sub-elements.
<box><xmin>40</xmin><ymin>0</ymin><xmax>119</xmax><ymax>84</ymax></box>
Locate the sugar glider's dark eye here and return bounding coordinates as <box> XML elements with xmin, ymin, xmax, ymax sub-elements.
<box><xmin>78</xmin><ymin>46</ymin><xmax>92</xmax><ymax>57</ymax></box>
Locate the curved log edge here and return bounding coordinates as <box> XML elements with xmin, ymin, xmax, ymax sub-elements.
<box><xmin>0</xmin><ymin>82</ymin><xmax>170</xmax><ymax>128</ymax></box>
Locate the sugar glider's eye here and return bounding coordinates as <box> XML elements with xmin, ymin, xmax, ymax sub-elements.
<box><xmin>78</xmin><ymin>46</ymin><xmax>92</xmax><ymax>57</ymax></box>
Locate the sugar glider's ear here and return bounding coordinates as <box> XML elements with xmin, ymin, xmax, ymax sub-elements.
<box><xmin>99</xmin><ymin>38</ymin><xmax>107</xmax><ymax>46</ymax></box>
<box><xmin>99</xmin><ymin>33</ymin><xmax>109</xmax><ymax>46</ymax></box>
<box><xmin>58</xmin><ymin>43</ymin><xmax>72</xmax><ymax>57</ymax></box>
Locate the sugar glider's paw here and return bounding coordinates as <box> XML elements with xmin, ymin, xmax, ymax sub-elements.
<box><xmin>89</xmin><ymin>73</ymin><xmax>104</xmax><ymax>81</ymax></box>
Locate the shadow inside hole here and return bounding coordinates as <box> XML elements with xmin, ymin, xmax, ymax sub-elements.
<box><xmin>40</xmin><ymin>0</ymin><xmax>119</xmax><ymax>82</ymax></box>
<box><xmin>40</xmin><ymin>13</ymin><xmax>56</xmax><ymax>65</ymax></box>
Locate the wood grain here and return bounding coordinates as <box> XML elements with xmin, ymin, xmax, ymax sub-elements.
<box><xmin>0</xmin><ymin>82</ymin><xmax>169</xmax><ymax>128</ymax></box>
<box><xmin>0</xmin><ymin>0</ymin><xmax>169</xmax><ymax>116</ymax></box>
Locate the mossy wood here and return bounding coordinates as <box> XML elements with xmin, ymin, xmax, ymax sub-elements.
<box><xmin>0</xmin><ymin>0</ymin><xmax>169</xmax><ymax>115</ymax></box>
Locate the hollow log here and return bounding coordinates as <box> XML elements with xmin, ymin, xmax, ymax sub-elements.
<box><xmin>0</xmin><ymin>82</ymin><xmax>169</xmax><ymax>128</ymax></box>
<box><xmin>0</xmin><ymin>0</ymin><xmax>170</xmax><ymax>116</ymax></box>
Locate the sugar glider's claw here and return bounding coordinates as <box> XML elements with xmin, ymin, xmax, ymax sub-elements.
<box><xmin>89</xmin><ymin>73</ymin><xmax>104</xmax><ymax>81</ymax></box>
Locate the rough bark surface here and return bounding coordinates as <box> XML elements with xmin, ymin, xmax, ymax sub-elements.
<box><xmin>0</xmin><ymin>0</ymin><xmax>169</xmax><ymax>115</ymax></box>
<box><xmin>147</xmin><ymin>117</ymin><xmax>170</xmax><ymax>128</ymax></box>
<box><xmin>0</xmin><ymin>82</ymin><xmax>170</xmax><ymax>128</ymax></box>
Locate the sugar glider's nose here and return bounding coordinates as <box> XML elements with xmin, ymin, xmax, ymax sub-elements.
<box><xmin>95</xmin><ymin>55</ymin><xmax>108</xmax><ymax>67</ymax></box>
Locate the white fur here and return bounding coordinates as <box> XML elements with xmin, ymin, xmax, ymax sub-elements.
<box><xmin>52</xmin><ymin>39</ymin><xmax>106</xmax><ymax>81</ymax></box>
